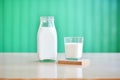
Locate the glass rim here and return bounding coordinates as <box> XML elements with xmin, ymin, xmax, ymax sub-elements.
<box><xmin>64</xmin><ymin>37</ymin><xmax>84</xmax><ymax>39</ymax></box>
<box><xmin>64</xmin><ymin>37</ymin><xmax>84</xmax><ymax>43</ymax></box>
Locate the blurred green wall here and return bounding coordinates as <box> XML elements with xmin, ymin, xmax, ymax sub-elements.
<box><xmin>0</xmin><ymin>0</ymin><xmax>119</xmax><ymax>52</ymax></box>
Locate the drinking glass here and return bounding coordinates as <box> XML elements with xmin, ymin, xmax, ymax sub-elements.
<box><xmin>64</xmin><ymin>37</ymin><xmax>84</xmax><ymax>60</ymax></box>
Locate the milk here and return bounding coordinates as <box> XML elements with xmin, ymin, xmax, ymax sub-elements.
<box><xmin>65</xmin><ymin>43</ymin><xmax>83</xmax><ymax>59</ymax></box>
<box><xmin>37</xmin><ymin>27</ymin><xmax>57</xmax><ymax>61</ymax></box>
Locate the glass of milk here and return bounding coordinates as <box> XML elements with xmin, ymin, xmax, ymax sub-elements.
<box><xmin>64</xmin><ymin>37</ymin><xmax>84</xmax><ymax>60</ymax></box>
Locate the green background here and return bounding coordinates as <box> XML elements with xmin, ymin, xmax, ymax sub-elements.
<box><xmin>0</xmin><ymin>0</ymin><xmax>120</xmax><ymax>52</ymax></box>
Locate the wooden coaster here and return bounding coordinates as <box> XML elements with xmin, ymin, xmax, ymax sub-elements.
<box><xmin>58</xmin><ymin>59</ymin><xmax>90</xmax><ymax>65</ymax></box>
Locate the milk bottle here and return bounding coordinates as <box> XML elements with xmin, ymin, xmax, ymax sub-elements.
<box><xmin>37</xmin><ymin>16</ymin><xmax>57</xmax><ymax>62</ymax></box>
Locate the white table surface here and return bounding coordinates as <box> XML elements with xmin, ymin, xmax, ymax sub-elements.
<box><xmin>0</xmin><ymin>53</ymin><xmax>120</xmax><ymax>80</ymax></box>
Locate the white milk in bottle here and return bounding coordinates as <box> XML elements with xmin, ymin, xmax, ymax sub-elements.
<box><xmin>37</xmin><ymin>16</ymin><xmax>57</xmax><ymax>62</ymax></box>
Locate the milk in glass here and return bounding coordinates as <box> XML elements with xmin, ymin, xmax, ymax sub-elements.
<box><xmin>64</xmin><ymin>37</ymin><xmax>83</xmax><ymax>60</ymax></box>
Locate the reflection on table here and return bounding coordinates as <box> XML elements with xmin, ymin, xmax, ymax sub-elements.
<box><xmin>0</xmin><ymin>53</ymin><xmax>120</xmax><ymax>79</ymax></box>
